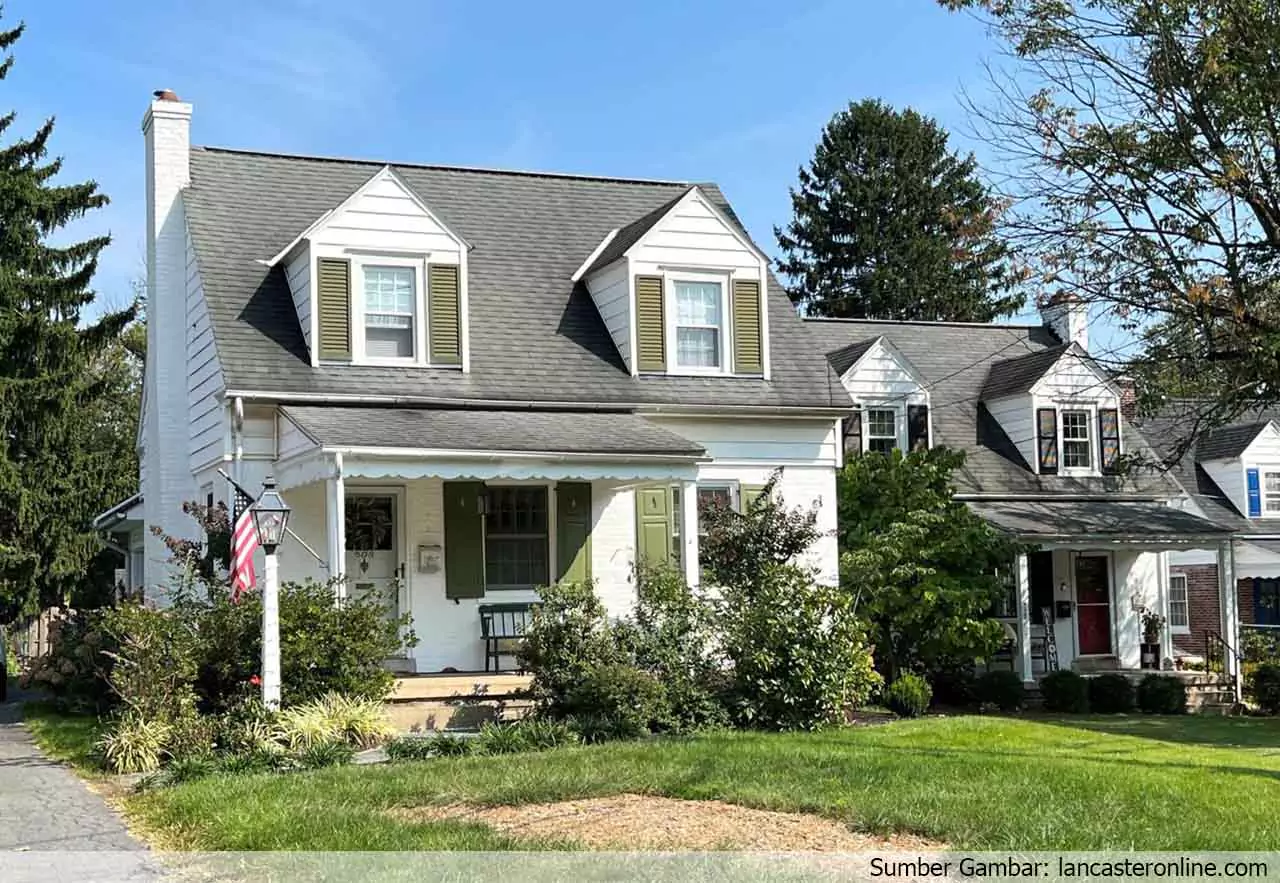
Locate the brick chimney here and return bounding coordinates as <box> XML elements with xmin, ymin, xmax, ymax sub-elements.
<box><xmin>1114</xmin><ymin>375</ymin><xmax>1138</xmax><ymax>421</ymax></box>
<box><xmin>140</xmin><ymin>90</ymin><xmax>195</xmax><ymax>594</ymax></box>
<box><xmin>1040</xmin><ymin>292</ymin><xmax>1089</xmax><ymax>351</ymax></box>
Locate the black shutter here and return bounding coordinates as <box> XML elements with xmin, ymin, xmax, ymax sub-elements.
<box><xmin>1098</xmin><ymin>408</ymin><xmax>1121</xmax><ymax>474</ymax></box>
<box><xmin>907</xmin><ymin>405</ymin><xmax>930</xmax><ymax>451</ymax></box>
<box><xmin>1036</xmin><ymin>408</ymin><xmax>1059</xmax><ymax>474</ymax></box>
<box><xmin>842</xmin><ymin>408</ymin><xmax>862</xmax><ymax>459</ymax></box>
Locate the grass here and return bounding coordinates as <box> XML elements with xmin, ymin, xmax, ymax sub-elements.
<box><xmin>22</xmin><ymin>701</ymin><xmax>103</xmax><ymax>772</ymax></box>
<box><xmin>120</xmin><ymin>714</ymin><xmax>1280</xmax><ymax>851</ymax></box>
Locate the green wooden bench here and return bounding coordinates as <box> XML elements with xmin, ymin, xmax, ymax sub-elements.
<box><xmin>479</xmin><ymin>602</ymin><xmax>536</xmax><ymax>673</ymax></box>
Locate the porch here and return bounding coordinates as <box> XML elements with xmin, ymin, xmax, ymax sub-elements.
<box><xmin>969</xmin><ymin>499</ymin><xmax>1239</xmax><ymax>685</ymax></box>
<box><xmin>264</xmin><ymin>405</ymin><xmax>707</xmax><ymax>674</ymax></box>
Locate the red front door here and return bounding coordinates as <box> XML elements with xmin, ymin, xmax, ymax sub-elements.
<box><xmin>1075</xmin><ymin>555</ymin><xmax>1112</xmax><ymax>655</ymax></box>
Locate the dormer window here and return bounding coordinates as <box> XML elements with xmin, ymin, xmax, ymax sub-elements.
<box><xmin>673</xmin><ymin>277</ymin><xmax>725</xmax><ymax>370</ymax></box>
<box><xmin>1264</xmin><ymin>472</ymin><xmax>1280</xmax><ymax>514</ymax></box>
<box><xmin>1035</xmin><ymin>405</ymin><xmax>1121</xmax><ymax>475</ymax></box>
<box><xmin>866</xmin><ymin>408</ymin><xmax>899</xmax><ymax>454</ymax></box>
<box><xmin>1061</xmin><ymin>409</ymin><xmax>1092</xmax><ymax>470</ymax></box>
<box><xmin>362</xmin><ymin>265</ymin><xmax>418</xmax><ymax>360</ymax></box>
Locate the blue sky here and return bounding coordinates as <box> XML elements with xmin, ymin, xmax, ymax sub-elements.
<box><xmin>6</xmin><ymin>0</ymin><xmax>1101</xmax><ymax>339</ymax></box>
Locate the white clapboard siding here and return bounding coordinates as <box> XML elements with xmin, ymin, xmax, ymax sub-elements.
<box><xmin>1203</xmin><ymin>458</ymin><xmax>1247</xmax><ymax>516</ymax></box>
<box><xmin>1034</xmin><ymin>351</ymin><xmax>1116</xmax><ymax>403</ymax></box>
<box><xmin>309</xmin><ymin>174</ymin><xmax>463</xmax><ymax>259</ymax></box>
<box><xmin>241</xmin><ymin>405</ymin><xmax>277</xmax><ymax>459</ymax></box>
<box><xmin>840</xmin><ymin>339</ymin><xmax>927</xmax><ymax>404</ymax></box>
<box><xmin>186</xmin><ymin>230</ymin><xmax>226</xmax><ymax>472</ymax></box>
<box><xmin>986</xmin><ymin>393</ymin><xmax>1038</xmax><ymax>471</ymax></box>
<box><xmin>583</xmin><ymin>260</ymin><xmax>631</xmax><ymax>368</ymax></box>
<box><xmin>286</xmin><ymin>245</ymin><xmax>312</xmax><ymax>355</ymax></box>
<box><xmin>629</xmin><ymin>193</ymin><xmax>761</xmax><ymax>272</ymax></box>
<box><xmin>277</xmin><ymin>411</ymin><xmax>317</xmax><ymax>461</ymax></box>
<box><xmin>647</xmin><ymin>417</ymin><xmax>839</xmax><ymax>466</ymax></box>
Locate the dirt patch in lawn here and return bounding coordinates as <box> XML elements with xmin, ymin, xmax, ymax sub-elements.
<box><xmin>392</xmin><ymin>793</ymin><xmax>944</xmax><ymax>851</ymax></box>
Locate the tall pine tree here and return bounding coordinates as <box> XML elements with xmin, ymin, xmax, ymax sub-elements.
<box><xmin>0</xmin><ymin>17</ymin><xmax>136</xmax><ymax>621</ymax></box>
<box><xmin>776</xmin><ymin>99</ymin><xmax>1024</xmax><ymax>322</ymax></box>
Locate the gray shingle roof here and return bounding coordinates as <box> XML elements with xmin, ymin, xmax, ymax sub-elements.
<box><xmin>185</xmin><ymin>148</ymin><xmax>840</xmax><ymax>410</ymax></box>
<box><xmin>827</xmin><ymin>337</ymin><xmax>879</xmax><ymax>377</ymax></box>
<box><xmin>577</xmin><ymin>187</ymin><xmax>692</xmax><ymax>278</ymax></box>
<box><xmin>968</xmin><ymin>499</ymin><xmax>1232</xmax><ymax>540</ymax></box>
<box><xmin>281</xmin><ymin>405</ymin><xmax>706</xmax><ymax>457</ymax></box>
<box><xmin>804</xmin><ymin>318</ymin><xmax>1181</xmax><ymax>497</ymax></box>
<box><xmin>1197</xmin><ymin>422</ymin><xmax>1269</xmax><ymax>462</ymax></box>
<box><xmin>980</xmin><ymin>344</ymin><xmax>1069</xmax><ymax>400</ymax></box>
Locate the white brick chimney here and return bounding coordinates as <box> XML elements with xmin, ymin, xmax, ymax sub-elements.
<box><xmin>141</xmin><ymin>90</ymin><xmax>195</xmax><ymax>595</ymax></box>
<box><xmin>1040</xmin><ymin>292</ymin><xmax>1089</xmax><ymax>351</ymax></box>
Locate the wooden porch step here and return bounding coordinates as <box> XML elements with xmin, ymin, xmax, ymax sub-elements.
<box><xmin>390</xmin><ymin>672</ymin><xmax>532</xmax><ymax>702</ymax></box>
<box><xmin>385</xmin><ymin>698</ymin><xmax>533</xmax><ymax>733</ymax></box>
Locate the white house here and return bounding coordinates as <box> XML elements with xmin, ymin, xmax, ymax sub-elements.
<box><xmin>99</xmin><ymin>91</ymin><xmax>848</xmax><ymax>674</ymax></box>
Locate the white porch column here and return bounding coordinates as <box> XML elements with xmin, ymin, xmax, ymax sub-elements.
<box><xmin>326</xmin><ymin>452</ymin><xmax>346</xmax><ymax>601</ymax></box>
<box><xmin>1219</xmin><ymin>539</ymin><xmax>1240</xmax><ymax>685</ymax></box>
<box><xmin>680</xmin><ymin>480</ymin><xmax>699</xmax><ymax>588</ymax></box>
<box><xmin>1015</xmin><ymin>552</ymin><xmax>1033</xmax><ymax>682</ymax></box>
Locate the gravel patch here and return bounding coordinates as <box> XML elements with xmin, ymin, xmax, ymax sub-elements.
<box><xmin>392</xmin><ymin>793</ymin><xmax>944</xmax><ymax>852</ymax></box>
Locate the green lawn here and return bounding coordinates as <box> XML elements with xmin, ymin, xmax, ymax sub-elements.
<box><xmin>118</xmin><ymin>715</ymin><xmax>1280</xmax><ymax>851</ymax></box>
<box><xmin>22</xmin><ymin>701</ymin><xmax>103</xmax><ymax>772</ymax></box>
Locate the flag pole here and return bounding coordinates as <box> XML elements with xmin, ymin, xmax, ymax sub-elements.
<box><xmin>217</xmin><ymin>469</ymin><xmax>328</xmax><ymax>570</ymax></box>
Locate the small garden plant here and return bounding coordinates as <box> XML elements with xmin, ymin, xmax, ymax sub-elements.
<box><xmin>1088</xmin><ymin>674</ymin><xmax>1135</xmax><ymax>714</ymax></box>
<box><xmin>883</xmin><ymin>674</ymin><xmax>932</xmax><ymax>718</ymax></box>
<box><xmin>1136</xmin><ymin>674</ymin><xmax>1187</xmax><ymax>714</ymax></box>
<box><xmin>975</xmin><ymin>670</ymin><xmax>1025</xmax><ymax>711</ymax></box>
<box><xmin>1040</xmin><ymin>670</ymin><xmax>1090</xmax><ymax>713</ymax></box>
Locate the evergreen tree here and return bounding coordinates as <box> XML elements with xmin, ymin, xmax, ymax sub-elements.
<box><xmin>776</xmin><ymin>99</ymin><xmax>1024</xmax><ymax>321</ymax></box>
<box><xmin>0</xmin><ymin>17</ymin><xmax>136</xmax><ymax>621</ymax></box>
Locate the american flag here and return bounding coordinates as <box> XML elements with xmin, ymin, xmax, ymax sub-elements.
<box><xmin>230</xmin><ymin>486</ymin><xmax>258</xmax><ymax>602</ymax></box>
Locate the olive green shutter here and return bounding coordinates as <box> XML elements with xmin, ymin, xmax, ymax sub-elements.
<box><xmin>635</xmin><ymin>275</ymin><xmax>666</xmax><ymax>372</ymax></box>
<box><xmin>428</xmin><ymin>264</ymin><xmax>462</xmax><ymax>365</ymax></box>
<box><xmin>742</xmin><ymin>484</ymin><xmax>767</xmax><ymax>511</ymax></box>
<box><xmin>731</xmin><ymin>279</ymin><xmax>763</xmax><ymax>374</ymax></box>
<box><xmin>443</xmin><ymin>481</ymin><xmax>486</xmax><ymax>600</ymax></box>
<box><xmin>635</xmin><ymin>485</ymin><xmax>672</xmax><ymax>566</ymax></box>
<box><xmin>555</xmin><ymin>482</ymin><xmax>592</xmax><ymax>583</ymax></box>
<box><xmin>317</xmin><ymin>257</ymin><xmax>351</xmax><ymax>360</ymax></box>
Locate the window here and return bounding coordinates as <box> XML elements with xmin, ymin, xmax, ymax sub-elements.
<box><xmin>1169</xmin><ymin>573</ymin><xmax>1190</xmax><ymax>631</ymax></box>
<box><xmin>865</xmin><ymin>408</ymin><xmax>898</xmax><ymax>454</ymax></box>
<box><xmin>484</xmin><ymin>486</ymin><xmax>549</xmax><ymax>590</ymax></box>
<box><xmin>992</xmin><ymin>565</ymin><xmax>1017</xmax><ymax>619</ymax></box>
<box><xmin>1264</xmin><ymin>472</ymin><xmax>1280</xmax><ymax>514</ymax></box>
<box><xmin>673</xmin><ymin>279</ymin><xmax>724</xmax><ymax>369</ymax></box>
<box><xmin>697</xmin><ymin>483</ymin><xmax>740</xmax><ymax>514</ymax></box>
<box><xmin>1256</xmin><ymin>578</ymin><xmax>1280</xmax><ymax>626</ymax></box>
<box><xmin>1061</xmin><ymin>409</ymin><xmax>1092</xmax><ymax>470</ymax></box>
<box><xmin>362</xmin><ymin>265</ymin><xmax>417</xmax><ymax>359</ymax></box>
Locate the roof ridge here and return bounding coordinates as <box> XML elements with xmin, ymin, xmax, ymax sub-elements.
<box><xmin>802</xmin><ymin>316</ymin><xmax>1047</xmax><ymax>331</ymax></box>
<box><xmin>192</xmin><ymin>145</ymin><xmax>693</xmax><ymax>187</ymax></box>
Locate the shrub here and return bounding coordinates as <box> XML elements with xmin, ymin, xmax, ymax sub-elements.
<box><xmin>883</xmin><ymin>674</ymin><xmax>932</xmax><ymax>718</ymax></box>
<box><xmin>429</xmin><ymin>733</ymin><xmax>473</xmax><ymax>756</ymax></box>
<box><xmin>1040</xmin><ymin>670</ymin><xmax>1090</xmax><ymax>713</ymax></box>
<box><xmin>22</xmin><ymin>609</ymin><xmax>115</xmax><ymax>712</ymax></box>
<box><xmin>165</xmin><ymin>711</ymin><xmax>218</xmax><ymax>761</ymax></box>
<box><xmin>719</xmin><ymin>564</ymin><xmax>880</xmax><ymax>730</ymax></box>
<box><xmin>274</xmin><ymin>701</ymin><xmax>340</xmax><ymax>751</ymax></box>
<box><xmin>295</xmin><ymin>740</ymin><xmax>355</xmax><ymax>769</ymax></box>
<box><xmin>927</xmin><ymin>661</ymin><xmax>978</xmax><ymax>708</ymax></box>
<box><xmin>519</xmin><ymin>580</ymin><xmax>625</xmax><ymax>717</ymax></box>
<box><xmin>975</xmin><ymin>670</ymin><xmax>1025</xmax><ymax>711</ymax></box>
<box><xmin>99</xmin><ymin>603</ymin><xmax>200</xmax><ymax>723</ymax></box>
<box><xmin>563</xmin><ymin>662</ymin><xmax>671</xmax><ymax>740</ymax></box>
<box><xmin>385</xmin><ymin>736</ymin><xmax>438</xmax><ymax>762</ymax></box>
<box><xmin>215</xmin><ymin>697</ymin><xmax>281</xmax><ymax>756</ymax></box>
<box><xmin>97</xmin><ymin>713</ymin><xmax>171</xmax><ymax>774</ymax></box>
<box><xmin>1247</xmin><ymin>663</ymin><xmax>1280</xmax><ymax>714</ymax></box>
<box><xmin>699</xmin><ymin>470</ymin><xmax>821</xmax><ymax>592</ymax></box>
<box><xmin>1088</xmin><ymin>674</ymin><xmax>1135</xmax><ymax>714</ymax></box>
<box><xmin>1136</xmin><ymin>674</ymin><xmax>1187</xmax><ymax>714</ymax></box>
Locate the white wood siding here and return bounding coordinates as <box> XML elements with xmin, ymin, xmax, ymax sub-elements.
<box><xmin>241</xmin><ymin>405</ymin><xmax>277</xmax><ymax>459</ymax></box>
<box><xmin>840</xmin><ymin>339</ymin><xmax>928</xmax><ymax>405</ymax></box>
<box><xmin>310</xmin><ymin>175</ymin><xmax>463</xmax><ymax>258</ymax></box>
<box><xmin>583</xmin><ymin>260</ymin><xmax>631</xmax><ymax>369</ymax></box>
<box><xmin>1203</xmin><ymin>457</ymin><xmax>1247</xmax><ymax>516</ymax></box>
<box><xmin>630</xmin><ymin>194</ymin><xmax>761</xmax><ymax>271</ymax></box>
<box><xmin>185</xmin><ymin>231</ymin><xmax>225</xmax><ymax>472</ymax></box>
<box><xmin>277</xmin><ymin>412</ymin><xmax>316</xmax><ymax>462</ymax></box>
<box><xmin>647</xmin><ymin>416</ymin><xmax>840</xmax><ymax>466</ymax></box>
<box><xmin>1033</xmin><ymin>352</ymin><xmax>1116</xmax><ymax>403</ymax></box>
<box><xmin>285</xmin><ymin>245</ymin><xmax>312</xmax><ymax>356</ymax></box>
<box><xmin>985</xmin><ymin>393</ymin><xmax>1037</xmax><ymax>469</ymax></box>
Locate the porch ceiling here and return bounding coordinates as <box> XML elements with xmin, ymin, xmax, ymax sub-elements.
<box><xmin>967</xmin><ymin>499</ymin><xmax>1234</xmax><ymax>547</ymax></box>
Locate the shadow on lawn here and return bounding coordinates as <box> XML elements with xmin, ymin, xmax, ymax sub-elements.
<box><xmin>1022</xmin><ymin>713</ymin><xmax>1280</xmax><ymax>750</ymax></box>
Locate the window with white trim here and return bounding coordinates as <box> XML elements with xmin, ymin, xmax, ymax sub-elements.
<box><xmin>673</xmin><ymin>279</ymin><xmax>724</xmax><ymax>369</ymax></box>
<box><xmin>1061</xmin><ymin>409</ymin><xmax>1092</xmax><ymax>470</ymax></box>
<box><xmin>1264</xmin><ymin>471</ymin><xmax>1280</xmax><ymax>514</ymax></box>
<box><xmin>865</xmin><ymin>408</ymin><xmax>899</xmax><ymax>454</ymax></box>
<box><xmin>1168</xmin><ymin>573</ymin><xmax>1190</xmax><ymax>632</ymax></box>
<box><xmin>362</xmin><ymin>265</ymin><xmax>417</xmax><ymax>359</ymax></box>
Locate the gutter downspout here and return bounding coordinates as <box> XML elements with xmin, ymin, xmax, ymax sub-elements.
<box><xmin>232</xmin><ymin>396</ymin><xmax>245</xmax><ymax>489</ymax></box>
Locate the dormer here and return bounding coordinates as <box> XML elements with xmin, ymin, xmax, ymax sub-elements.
<box><xmin>982</xmin><ymin>342</ymin><xmax>1122</xmax><ymax>476</ymax></box>
<box><xmin>572</xmin><ymin>187</ymin><xmax>770</xmax><ymax>379</ymax></box>
<box><xmin>829</xmin><ymin>335</ymin><xmax>931</xmax><ymax>456</ymax></box>
<box><xmin>1198</xmin><ymin>421</ymin><xmax>1280</xmax><ymax>518</ymax></box>
<box><xmin>265</xmin><ymin>166</ymin><xmax>469</xmax><ymax>370</ymax></box>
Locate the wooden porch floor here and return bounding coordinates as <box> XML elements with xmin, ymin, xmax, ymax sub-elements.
<box><xmin>391</xmin><ymin>671</ymin><xmax>532</xmax><ymax>702</ymax></box>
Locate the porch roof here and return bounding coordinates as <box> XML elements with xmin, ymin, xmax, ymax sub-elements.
<box><xmin>967</xmin><ymin>499</ymin><xmax>1234</xmax><ymax>545</ymax></box>
<box><xmin>91</xmin><ymin>493</ymin><xmax>143</xmax><ymax>531</ymax></box>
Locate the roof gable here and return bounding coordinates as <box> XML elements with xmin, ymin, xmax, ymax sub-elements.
<box><xmin>1198</xmin><ymin>421</ymin><xmax>1272</xmax><ymax>462</ymax></box>
<box><xmin>837</xmin><ymin>335</ymin><xmax>927</xmax><ymax>389</ymax></box>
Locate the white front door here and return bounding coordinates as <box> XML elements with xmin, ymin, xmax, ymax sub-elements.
<box><xmin>344</xmin><ymin>492</ymin><xmax>403</xmax><ymax>622</ymax></box>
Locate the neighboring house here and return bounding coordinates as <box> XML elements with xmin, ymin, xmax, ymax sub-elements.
<box><xmin>805</xmin><ymin>299</ymin><xmax>1239</xmax><ymax>682</ymax></box>
<box><xmin>1141</xmin><ymin>405</ymin><xmax>1280</xmax><ymax>659</ymax></box>
<box><xmin>96</xmin><ymin>91</ymin><xmax>848</xmax><ymax>673</ymax></box>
